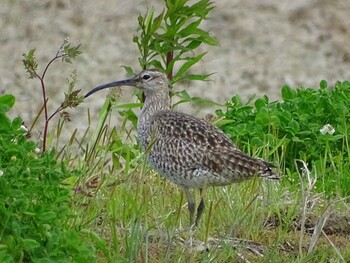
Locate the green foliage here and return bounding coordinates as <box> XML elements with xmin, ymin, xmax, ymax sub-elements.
<box><xmin>119</xmin><ymin>0</ymin><xmax>219</xmax><ymax>124</ymax></box>
<box><xmin>62</xmin><ymin>43</ymin><xmax>82</xmax><ymax>63</ymax></box>
<box><xmin>132</xmin><ymin>0</ymin><xmax>217</xmax><ymax>83</ymax></box>
<box><xmin>0</xmin><ymin>95</ymin><xmax>16</xmax><ymax>131</ymax></box>
<box><xmin>22</xmin><ymin>39</ymin><xmax>83</xmax><ymax>152</ymax></box>
<box><xmin>0</xmin><ymin>95</ymin><xmax>96</xmax><ymax>262</ymax></box>
<box><xmin>217</xmin><ymin>81</ymin><xmax>350</xmax><ymax>196</ymax></box>
<box><xmin>22</xmin><ymin>49</ymin><xmax>38</xmax><ymax>79</ymax></box>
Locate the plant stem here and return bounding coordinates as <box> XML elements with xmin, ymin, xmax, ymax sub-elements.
<box><xmin>166</xmin><ymin>51</ymin><xmax>173</xmax><ymax>80</ymax></box>
<box><xmin>39</xmin><ymin>52</ymin><xmax>65</xmax><ymax>152</ymax></box>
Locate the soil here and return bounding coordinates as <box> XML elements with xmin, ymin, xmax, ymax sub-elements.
<box><xmin>1</xmin><ymin>0</ymin><xmax>349</xmax><ymax>137</ymax></box>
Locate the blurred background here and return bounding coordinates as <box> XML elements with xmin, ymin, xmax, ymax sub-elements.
<box><xmin>1</xmin><ymin>0</ymin><xmax>349</xmax><ymax>140</ymax></box>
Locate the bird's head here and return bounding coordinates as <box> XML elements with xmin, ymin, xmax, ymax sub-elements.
<box><xmin>85</xmin><ymin>69</ymin><xmax>169</xmax><ymax>98</ymax></box>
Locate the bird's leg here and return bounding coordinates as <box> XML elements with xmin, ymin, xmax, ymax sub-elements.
<box><xmin>195</xmin><ymin>188</ymin><xmax>206</xmax><ymax>227</ymax></box>
<box><xmin>183</xmin><ymin>188</ymin><xmax>196</xmax><ymax>227</ymax></box>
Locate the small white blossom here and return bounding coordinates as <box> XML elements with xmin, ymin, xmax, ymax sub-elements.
<box><xmin>0</xmin><ymin>170</ymin><xmax>3</xmax><ymax>177</ymax></box>
<box><xmin>20</xmin><ymin>125</ymin><xmax>28</xmax><ymax>133</ymax></box>
<box><xmin>35</xmin><ymin>148</ymin><xmax>41</xmax><ymax>154</ymax></box>
<box><xmin>320</xmin><ymin>124</ymin><xmax>335</xmax><ymax>135</ymax></box>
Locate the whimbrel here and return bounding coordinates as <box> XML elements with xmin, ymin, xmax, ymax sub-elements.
<box><xmin>85</xmin><ymin>69</ymin><xmax>278</xmax><ymax>227</ymax></box>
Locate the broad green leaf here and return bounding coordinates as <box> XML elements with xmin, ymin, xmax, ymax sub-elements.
<box><xmin>255</xmin><ymin>109</ymin><xmax>270</xmax><ymax>126</ymax></box>
<box><xmin>254</xmin><ymin>98</ymin><xmax>267</xmax><ymax>111</ymax></box>
<box><xmin>0</xmin><ymin>113</ymin><xmax>11</xmax><ymax>130</ymax></box>
<box><xmin>152</xmin><ymin>10</ymin><xmax>164</xmax><ymax>32</ymax></box>
<box><xmin>288</xmin><ymin>119</ymin><xmax>300</xmax><ymax>134</ymax></box>
<box><xmin>0</xmin><ymin>104</ymin><xmax>10</xmax><ymax>114</ymax></box>
<box><xmin>11</xmin><ymin>221</ymin><xmax>21</xmax><ymax>236</ymax></box>
<box><xmin>185</xmin><ymin>39</ymin><xmax>202</xmax><ymax>50</ymax></box>
<box><xmin>176</xmin><ymin>89</ymin><xmax>191</xmax><ymax>100</ymax></box>
<box><xmin>281</xmin><ymin>85</ymin><xmax>296</xmax><ymax>101</ymax></box>
<box><xmin>178</xmin><ymin>19</ymin><xmax>202</xmax><ymax>38</ymax></box>
<box><xmin>234</xmin><ymin>123</ymin><xmax>247</xmax><ymax>136</ymax></box>
<box><xmin>231</xmin><ymin>95</ymin><xmax>242</xmax><ymax>107</ymax></box>
<box><xmin>38</xmin><ymin>211</ymin><xmax>57</xmax><ymax>221</ymax></box>
<box><xmin>196</xmin><ymin>32</ymin><xmax>219</xmax><ymax>46</ymax></box>
<box><xmin>22</xmin><ymin>238</ymin><xmax>40</xmax><ymax>250</ymax></box>
<box><xmin>121</xmin><ymin>65</ymin><xmax>135</xmax><ymax>75</ymax></box>
<box><xmin>147</xmin><ymin>60</ymin><xmax>163</xmax><ymax>70</ymax></box>
<box><xmin>173</xmin><ymin>89</ymin><xmax>222</xmax><ymax>107</ymax></box>
<box><xmin>173</xmin><ymin>52</ymin><xmax>206</xmax><ymax>81</ymax></box>
<box><xmin>0</xmin><ymin>94</ymin><xmax>15</xmax><ymax>109</ymax></box>
<box><xmin>270</xmin><ymin>115</ymin><xmax>281</xmax><ymax>126</ymax></box>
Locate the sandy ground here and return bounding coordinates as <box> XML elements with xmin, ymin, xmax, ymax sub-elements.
<box><xmin>1</xmin><ymin>0</ymin><xmax>349</xmax><ymax>142</ymax></box>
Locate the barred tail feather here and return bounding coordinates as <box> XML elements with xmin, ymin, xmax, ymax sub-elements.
<box><xmin>258</xmin><ymin>160</ymin><xmax>280</xmax><ymax>180</ymax></box>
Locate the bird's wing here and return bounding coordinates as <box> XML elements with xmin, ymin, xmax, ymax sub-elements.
<box><xmin>149</xmin><ymin>111</ymin><xmax>277</xmax><ymax>181</ymax></box>
<box><xmin>152</xmin><ymin>111</ymin><xmax>238</xmax><ymax>151</ymax></box>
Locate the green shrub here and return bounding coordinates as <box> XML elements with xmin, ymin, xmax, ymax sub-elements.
<box><xmin>216</xmin><ymin>81</ymin><xmax>350</xmax><ymax>196</ymax></box>
<box><xmin>0</xmin><ymin>95</ymin><xmax>96</xmax><ymax>262</ymax></box>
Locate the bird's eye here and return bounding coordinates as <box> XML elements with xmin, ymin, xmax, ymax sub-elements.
<box><xmin>142</xmin><ymin>74</ymin><xmax>151</xmax><ymax>80</ymax></box>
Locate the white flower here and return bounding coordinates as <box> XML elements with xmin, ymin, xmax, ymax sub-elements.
<box><xmin>20</xmin><ymin>125</ymin><xmax>28</xmax><ymax>133</ymax></box>
<box><xmin>320</xmin><ymin>124</ymin><xmax>335</xmax><ymax>135</ymax></box>
<box><xmin>0</xmin><ymin>170</ymin><xmax>3</xmax><ymax>177</ymax></box>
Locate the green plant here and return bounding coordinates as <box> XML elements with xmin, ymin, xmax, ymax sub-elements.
<box><xmin>132</xmin><ymin>0</ymin><xmax>217</xmax><ymax>82</ymax></box>
<box><xmin>0</xmin><ymin>94</ymin><xmax>97</xmax><ymax>262</ymax></box>
<box><xmin>22</xmin><ymin>38</ymin><xmax>83</xmax><ymax>152</ymax></box>
<box><xmin>216</xmin><ymin>80</ymin><xmax>350</xmax><ymax>196</ymax></box>
<box><xmin>122</xmin><ymin>0</ymin><xmax>219</xmax><ymax>109</ymax></box>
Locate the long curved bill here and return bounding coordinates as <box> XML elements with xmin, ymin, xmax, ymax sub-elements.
<box><xmin>84</xmin><ymin>78</ymin><xmax>136</xmax><ymax>98</ymax></box>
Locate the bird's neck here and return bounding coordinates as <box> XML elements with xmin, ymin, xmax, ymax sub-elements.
<box><xmin>139</xmin><ymin>91</ymin><xmax>171</xmax><ymax>126</ymax></box>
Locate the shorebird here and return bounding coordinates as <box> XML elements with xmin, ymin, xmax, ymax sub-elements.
<box><xmin>85</xmin><ymin>69</ymin><xmax>278</xmax><ymax>227</ymax></box>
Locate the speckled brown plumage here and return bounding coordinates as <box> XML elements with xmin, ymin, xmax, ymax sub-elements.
<box><xmin>85</xmin><ymin>69</ymin><xmax>279</xmax><ymax>227</ymax></box>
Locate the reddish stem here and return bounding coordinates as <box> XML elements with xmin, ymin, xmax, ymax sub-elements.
<box><xmin>39</xmin><ymin>52</ymin><xmax>65</xmax><ymax>152</ymax></box>
<box><xmin>166</xmin><ymin>51</ymin><xmax>173</xmax><ymax>80</ymax></box>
